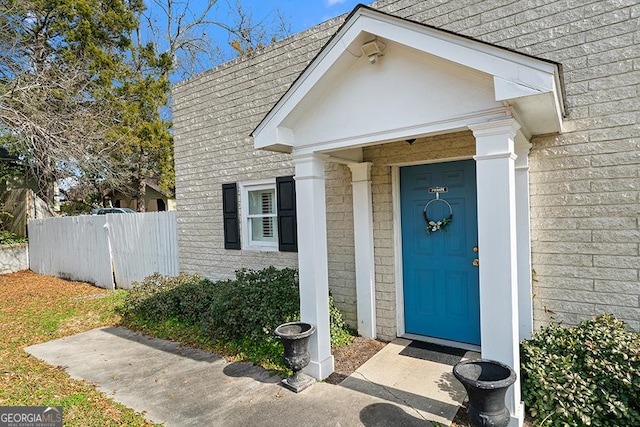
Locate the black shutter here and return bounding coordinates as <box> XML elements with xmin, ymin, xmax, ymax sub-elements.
<box><xmin>222</xmin><ymin>183</ymin><xmax>241</xmax><ymax>250</ymax></box>
<box><xmin>276</xmin><ymin>176</ymin><xmax>298</xmax><ymax>252</ymax></box>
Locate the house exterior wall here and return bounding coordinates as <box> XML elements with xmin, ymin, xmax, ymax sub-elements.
<box><xmin>112</xmin><ymin>187</ymin><xmax>175</xmax><ymax>212</ymax></box>
<box><xmin>325</xmin><ymin>162</ymin><xmax>357</xmax><ymax>325</ymax></box>
<box><xmin>172</xmin><ymin>0</ymin><xmax>639</xmax><ymax>335</ymax></box>
<box><xmin>171</xmin><ymin>13</ymin><xmax>361</xmax><ymax>326</ymax></box>
<box><xmin>371</xmin><ymin>0</ymin><xmax>640</xmax><ymax>332</ymax></box>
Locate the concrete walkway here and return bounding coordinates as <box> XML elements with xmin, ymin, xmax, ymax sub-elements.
<box><xmin>25</xmin><ymin>327</ymin><xmax>477</xmax><ymax>426</ymax></box>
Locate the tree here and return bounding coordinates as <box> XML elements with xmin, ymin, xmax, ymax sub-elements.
<box><xmin>109</xmin><ymin>0</ymin><xmax>173</xmax><ymax>212</ymax></box>
<box><xmin>143</xmin><ymin>0</ymin><xmax>291</xmax><ymax>79</ymax></box>
<box><xmin>226</xmin><ymin>0</ymin><xmax>291</xmax><ymax>58</ymax></box>
<box><xmin>114</xmin><ymin>0</ymin><xmax>290</xmax><ymax>211</ymax></box>
<box><xmin>0</xmin><ymin>0</ymin><xmax>138</xmax><ymax>203</ymax></box>
<box><xmin>1</xmin><ymin>0</ymin><xmax>289</xmax><ymax>212</ymax></box>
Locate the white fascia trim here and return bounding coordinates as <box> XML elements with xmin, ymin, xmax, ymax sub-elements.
<box><xmin>254</xmin><ymin>14</ymin><xmax>363</xmax><ymax>138</ymax></box>
<box><xmin>359</xmin><ymin>12</ymin><xmax>559</xmax><ymax>93</ymax></box>
<box><xmin>292</xmin><ymin>108</ymin><xmax>511</xmax><ymax>157</ymax></box>
<box><xmin>551</xmin><ymin>76</ymin><xmax>567</xmax><ymax>121</ymax></box>
<box><xmin>254</xmin><ymin>8</ymin><xmax>562</xmax><ymax>150</ymax></box>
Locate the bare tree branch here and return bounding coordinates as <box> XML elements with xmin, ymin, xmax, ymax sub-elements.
<box><xmin>0</xmin><ymin>0</ymin><xmax>136</xmax><ymax>203</ymax></box>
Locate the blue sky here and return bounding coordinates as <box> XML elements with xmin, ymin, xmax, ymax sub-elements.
<box><xmin>244</xmin><ymin>0</ymin><xmax>365</xmax><ymax>34</ymax></box>
<box><xmin>145</xmin><ymin>0</ymin><xmax>367</xmax><ymax>80</ymax></box>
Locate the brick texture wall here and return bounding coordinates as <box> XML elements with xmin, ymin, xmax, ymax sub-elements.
<box><xmin>173</xmin><ymin>0</ymin><xmax>639</xmax><ymax>336</ymax></box>
<box><xmin>172</xmin><ymin>17</ymin><xmax>340</xmax><ymax>280</ymax></box>
<box><xmin>171</xmin><ymin>13</ymin><xmax>359</xmax><ymax>323</ymax></box>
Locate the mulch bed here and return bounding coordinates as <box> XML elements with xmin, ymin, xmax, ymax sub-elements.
<box><xmin>325</xmin><ymin>336</ymin><xmax>387</xmax><ymax>385</ymax></box>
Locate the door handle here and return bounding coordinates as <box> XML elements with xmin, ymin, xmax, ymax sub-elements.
<box><xmin>472</xmin><ymin>259</ymin><xmax>479</xmax><ymax>267</ymax></box>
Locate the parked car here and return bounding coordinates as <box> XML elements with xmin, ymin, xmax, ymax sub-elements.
<box><xmin>93</xmin><ymin>208</ymin><xmax>136</xmax><ymax>215</ymax></box>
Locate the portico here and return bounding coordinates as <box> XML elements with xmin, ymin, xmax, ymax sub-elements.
<box><xmin>252</xmin><ymin>5</ymin><xmax>564</xmax><ymax>426</ymax></box>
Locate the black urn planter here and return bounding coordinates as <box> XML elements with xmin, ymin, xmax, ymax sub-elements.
<box><xmin>274</xmin><ymin>321</ymin><xmax>316</xmax><ymax>393</ymax></box>
<box><xmin>453</xmin><ymin>359</ymin><xmax>517</xmax><ymax>427</ymax></box>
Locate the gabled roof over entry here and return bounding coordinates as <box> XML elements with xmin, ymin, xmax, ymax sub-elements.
<box><xmin>252</xmin><ymin>5</ymin><xmax>565</xmax><ymax>154</ymax></box>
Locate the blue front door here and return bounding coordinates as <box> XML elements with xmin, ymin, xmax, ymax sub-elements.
<box><xmin>400</xmin><ymin>160</ymin><xmax>480</xmax><ymax>345</ymax></box>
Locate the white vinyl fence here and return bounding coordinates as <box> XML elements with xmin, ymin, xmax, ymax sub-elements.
<box><xmin>28</xmin><ymin>211</ymin><xmax>178</xmax><ymax>289</ymax></box>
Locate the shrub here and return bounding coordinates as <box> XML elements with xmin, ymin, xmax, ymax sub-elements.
<box><xmin>0</xmin><ymin>230</ymin><xmax>27</xmax><ymax>244</ymax></box>
<box><xmin>520</xmin><ymin>313</ymin><xmax>640</xmax><ymax>426</ymax></box>
<box><xmin>200</xmin><ymin>267</ymin><xmax>300</xmax><ymax>342</ymax></box>
<box><xmin>329</xmin><ymin>295</ymin><xmax>355</xmax><ymax>347</ymax></box>
<box><xmin>173</xmin><ymin>277</ymin><xmax>219</xmax><ymax>324</ymax></box>
<box><xmin>121</xmin><ymin>267</ymin><xmax>355</xmax><ymax>366</ymax></box>
<box><xmin>122</xmin><ymin>273</ymin><xmax>215</xmax><ymax>324</ymax></box>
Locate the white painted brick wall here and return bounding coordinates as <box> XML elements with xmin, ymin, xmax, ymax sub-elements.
<box><xmin>173</xmin><ymin>0</ymin><xmax>640</xmax><ymax>337</ymax></box>
<box><xmin>325</xmin><ymin>162</ymin><xmax>357</xmax><ymax>326</ymax></box>
<box><xmin>372</xmin><ymin>0</ymin><xmax>640</xmax><ymax>332</ymax></box>
<box><xmin>172</xmin><ymin>13</ymin><xmax>359</xmax><ymax>322</ymax></box>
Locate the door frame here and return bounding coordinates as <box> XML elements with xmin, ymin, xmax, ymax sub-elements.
<box><xmin>392</xmin><ymin>155</ymin><xmax>481</xmax><ymax>351</ymax></box>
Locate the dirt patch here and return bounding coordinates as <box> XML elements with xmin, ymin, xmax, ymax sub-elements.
<box><xmin>325</xmin><ymin>336</ymin><xmax>387</xmax><ymax>385</ymax></box>
<box><xmin>451</xmin><ymin>401</ymin><xmax>472</xmax><ymax>427</ymax></box>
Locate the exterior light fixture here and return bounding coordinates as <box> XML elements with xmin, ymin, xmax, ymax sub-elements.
<box><xmin>361</xmin><ymin>39</ymin><xmax>385</xmax><ymax>64</ymax></box>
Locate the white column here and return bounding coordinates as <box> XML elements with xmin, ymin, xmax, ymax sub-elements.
<box><xmin>515</xmin><ymin>134</ymin><xmax>533</xmax><ymax>341</ymax></box>
<box><xmin>470</xmin><ymin>119</ymin><xmax>524</xmax><ymax>427</ymax></box>
<box><xmin>347</xmin><ymin>162</ymin><xmax>376</xmax><ymax>338</ymax></box>
<box><xmin>293</xmin><ymin>152</ymin><xmax>334</xmax><ymax>380</ymax></box>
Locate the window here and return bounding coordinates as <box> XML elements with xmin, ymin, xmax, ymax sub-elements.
<box><xmin>223</xmin><ymin>177</ymin><xmax>297</xmax><ymax>252</ymax></box>
<box><xmin>241</xmin><ymin>181</ymin><xmax>278</xmax><ymax>250</ymax></box>
<box><xmin>242</xmin><ymin>183</ymin><xmax>278</xmax><ymax>248</ymax></box>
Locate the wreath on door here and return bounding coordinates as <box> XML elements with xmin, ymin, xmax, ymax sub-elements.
<box><xmin>423</xmin><ymin>198</ymin><xmax>453</xmax><ymax>234</ymax></box>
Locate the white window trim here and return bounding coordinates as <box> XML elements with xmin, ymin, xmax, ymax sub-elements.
<box><xmin>240</xmin><ymin>179</ymin><xmax>278</xmax><ymax>251</ymax></box>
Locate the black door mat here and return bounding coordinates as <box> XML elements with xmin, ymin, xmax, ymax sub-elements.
<box><xmin>399</xmin><ymin>341</ymin><xmax>467</xmax><ymax>366</ymax></box>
